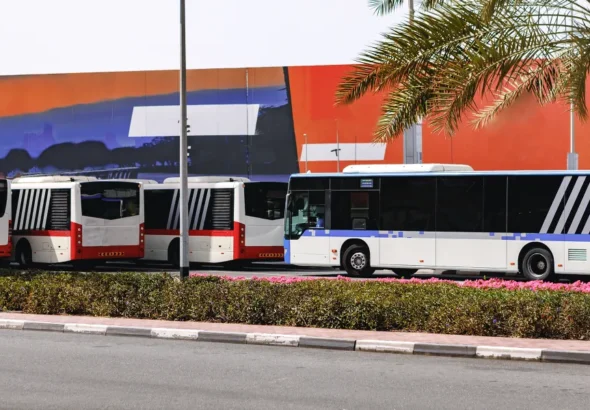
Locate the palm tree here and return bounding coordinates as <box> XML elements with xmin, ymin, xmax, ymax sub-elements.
<box><xmin>336</xmin><ymin>0</ymin><xmax>589</xmax><ymax>144</ymax></box>
<box><xmin>367</xmin><ymin>0</ymin><xmax>445</xmax><ymax>163</ymax></box>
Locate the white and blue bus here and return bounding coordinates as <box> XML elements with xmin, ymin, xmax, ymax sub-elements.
<box><xmin>283</xmin><ymin>164</ymin><xmax>590</xmax><ymax>281</ymax></box>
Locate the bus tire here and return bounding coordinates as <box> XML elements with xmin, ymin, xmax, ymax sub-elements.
<box><xmin>393</xmin><ymin>268</ymin><xmax>417</xmax><ymax>278</ymax></box>
<box><xmin>15</xmin><ymin>240</ymin><xmax>33</xmax><ymax>268</ymax></box>
<box><xmin>521</xmin><ymin>247</ymin><xmax>554</xmax><ymax>281</ymax></box>
<box><xmin>343</xmin><ymin>243</ymin><xmax>375</xmax><ymax>277</ymax></box>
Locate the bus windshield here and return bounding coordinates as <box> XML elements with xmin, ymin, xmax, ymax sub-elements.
<box><xmin>80</xmin><ymin>182</ymin><xmax>140</xmax><ymax>220</ymax></box>
<box><xmin>244</xmin><ymin>182</ymin><xmax>287</xmax><ymax>221</ymax></box>
<box><xmin>284</xmin><ymin>191</ymin><xmax>325</xmax><ymax>239</ymax></box>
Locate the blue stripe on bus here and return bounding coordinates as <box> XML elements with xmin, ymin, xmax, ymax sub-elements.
<box><xmin>299</xmin><ymin>230</ymin><xmax>590</xmax><ymax>242</ymax></box>
<box><xmin>283</xmin><ymin>238</ymin><xmax>291</xmax><ymax>264</ymax></box>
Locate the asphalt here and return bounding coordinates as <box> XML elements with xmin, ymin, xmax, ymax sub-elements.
<box><xmin>0</xmin><ymin>331</ymin><xmax>588</xmax><ymax>410</ymax></box>
<box><xmin>12</xmin><ymin>260</ymin><xmax>526</xmax><ymax>281</ymax></box>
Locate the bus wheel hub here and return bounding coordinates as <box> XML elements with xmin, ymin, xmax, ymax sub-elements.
<box><xmin>351</xmin><ymin>252</ymin><xmax>366</xmax><ymax>270</ymax></box>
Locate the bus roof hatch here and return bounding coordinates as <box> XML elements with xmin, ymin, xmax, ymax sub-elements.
<box><xmin>342</xmin><ymin>164</ymin><xmax>474</xmax><ymax>173</ymax></box>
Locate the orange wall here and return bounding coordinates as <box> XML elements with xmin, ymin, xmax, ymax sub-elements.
<box><xmin>289</xmin><ymin>64</ymin><xmax>590</xmax><ymax>171</ymax></box>
<box><xmin>289</xmin><ymin>65</ymin><xmax>403</xmax><ymax>172</ymax></box>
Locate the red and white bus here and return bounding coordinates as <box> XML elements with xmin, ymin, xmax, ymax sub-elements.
<box><xmin>142</xmin><ymin>176</ymin><xmax>287</xmax><ymax>266</ymax></box>
<box><xmin>11</xmin><ymin>176</ymin><xmax>144</xmax><ymax>267</ymax></box>
<box><xmin>0</xmin><ymin>178</ymin><xmax>11</xmax><ymax>260</ymax></box>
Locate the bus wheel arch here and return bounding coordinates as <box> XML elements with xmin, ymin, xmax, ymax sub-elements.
<box><xmin>15</xmin><ymin>239</ymin><xmax>33</xmax><ymax>267</ymax></box>
<box><xmin>518</xmin><ymin>242</ymin><xmax>555</xmax><ymax>281</ymax></box>
<box><xmin>168</xmin><ymin>238</ymin><xmax>180</xmax><ymax>269</ymax></box>
<box><xmin>341</xmin><ymin>239</ymin><xmax>375</xmax><ymax>277</ymax></box>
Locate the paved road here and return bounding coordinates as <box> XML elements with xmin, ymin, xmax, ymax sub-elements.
<box><xmin>0</xmin><ymin>331</ymin><xmax>588</xmax><ymax>410</ymax></box>
<box><xmin>12</xmin><ymin>260</ymin><xmax>523</xmax><ymax>281</ymax></box>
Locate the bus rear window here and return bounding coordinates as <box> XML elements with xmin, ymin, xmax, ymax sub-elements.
<box><xmin>80</xmin><ymin>182</ymin><xmax>140</xmax><ymax>220</ymax></box>
<box><xmin>244</xmin><ymin>182</ymin><xmax>287</xmax><ymax>220</ymax></box>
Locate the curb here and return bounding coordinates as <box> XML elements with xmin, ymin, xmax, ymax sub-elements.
<box><xmin>0</xmin><ymin>318</ymin><xmax>589</xmax><ymax>365</ymax></box>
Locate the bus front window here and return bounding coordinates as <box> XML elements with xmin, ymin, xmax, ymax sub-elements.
<box><xmin>285</xmin><ymin>191</ymin><xmax>325</xmax><ymax>239</ymax></box>
<box><xmin>285</xmin><ymin>192</ymin><xmax>309</xmax><ymax>239</ymax></box>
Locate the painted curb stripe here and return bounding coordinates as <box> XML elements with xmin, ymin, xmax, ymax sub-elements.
<box><xmin>542</xmin><ymin>350</ymin><xmax>590</xmax><ymax>364</ymax></box>
<box><xmin>198</xmin><ymin>331</ymin><xmax>248</xmax><ymax>344</ymax></box>
<box><xmin>299</xmin><ymin>337</ymin><xmax>356</xmax><ymax>351</ymax></box>
<box><xmin>3</xmin><ymin>320</ymin><xmax>590</xmax><ymax>365</ymax></box>
<box><xmin>22</xmin><ymin>321</ymin><xmax>65</xmax><ymax>332</ymax></box>
<box><xmin>414</xmin><ymin>343</ymin><xmax>477</xmax><ymax>357</ymax></box>
<box><xmin>476</xmin><ymin>346</ymin><xmax>543</xmax><ymax>360</ymax></box>
<box><xmin>246</xmin><ymin>333</ymin><xmax>300</xmax><ymax>347</ymax></box>
<box><xmin>0</xmin><ymin>319</ymin><xmax>25</xmax><ymax>330</ymax></box>
<box><xmin>106</xmin><ymin>326</ymin><xmax>152</xmax><ymax>338</ymax></box>
<box><xmin>151</xmin><ymin>328</ymin><xmax>200</xmax><ymax>340</ymax></box>
<box><xmin>355</xmin><ymin>340</ymin><xmax>415</xmax><ymax>353</ymax></box>
<box><xmin>64</xmin><ymin>324</ymin><xmax>108</xmax><ymax>335</ymax></box>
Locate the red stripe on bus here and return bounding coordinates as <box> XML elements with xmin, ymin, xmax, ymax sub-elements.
<box><xmin>145</xmin><ymin>229</ymin><xmax>234</xmax><ymax>237</ymax></box>
<box><xmin>0</xmin><ymin>243</ymin><xmax>11</xmax><ymax>257</ymax></box>
<box><xmin>73</xmin><ymin>245</ymin><xmax>144</xmax><ymax>260</ymax></box>
<box><xmin>237</xmin><ymin>245</ymin><xmax>284</xmax><ymax>260</ymax></box>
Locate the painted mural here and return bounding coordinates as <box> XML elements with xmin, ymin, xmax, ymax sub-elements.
<box><xmin>0</xmin><ymin>67</ymin><xmax>299</xmax><ymax>181</ymax></box>
<box><xmin>0</xmin><ymin>64</ymin><xmax>588</xmax><ymax>181</ymax></box>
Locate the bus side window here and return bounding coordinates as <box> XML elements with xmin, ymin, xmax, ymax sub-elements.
<box><xmin>308</xmin><ymin>191</ymin><xmax>325</xmax><ymax>228</ymax></box>
<box><xmin>331</xmin><ymin>191</ymin><xmax>378</xmax><ymax>230</ymax></box>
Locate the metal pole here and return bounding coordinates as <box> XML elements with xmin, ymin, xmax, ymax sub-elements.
<box><xmin>336</xmin><ymin>122</ymin><xmax>340</xmax><ymax>172</ymax></box>
<box><xmin>179</xmin><ymin>0</ymin><xmax>190</xmax><ymax>279</ymax></box>
<box><xmin>403</xmin><ymin>0</ymin><xmax>422</xmax><ymax>165</ymax></box>
<box><xmin>304</xmin><ymin>133</ymin><xmax>308</xmax><ymax>172</ymax></box>
<box><xmin>569</xmin><ymin>101</ymin><xmax>577</xmax><ymax>170</ymax></box>
<box><xmin>567</xmin><ymin>3</ymin><xmax>578</xmax><ymax>170</ymax></box>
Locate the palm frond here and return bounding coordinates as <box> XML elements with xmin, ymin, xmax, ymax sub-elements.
<box><xmin>368</xmin><ymin>0</ymin><xmax>447</xmax><ymax>15</ymax></box>
<box><xmin>373</xmin><ymin>78</ymin><xmax>433</xmax><ymax>141</ymax></box>
<box><xmin>368</xmin><ymin>0</ymin><xmax>405</xmax><ymax>15</ymax></box>
<box><xmin>472</xmin><ymin>59</ymin><xmax>564</xmax><ymax>129</ymax></box>
<box><xmin>338</xmin><ymin>0</ymin><xmax>590</xmax><ymax>139</ymax></box>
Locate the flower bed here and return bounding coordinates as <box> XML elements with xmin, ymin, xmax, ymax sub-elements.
<box><xmin>1</xmin><ymin>271</ymin><xmax>589</xmax><ymax>340</ymax></box>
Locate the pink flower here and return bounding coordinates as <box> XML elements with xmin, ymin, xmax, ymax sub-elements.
<box><xmin>187</xmin><ymin>273</ymin><xmax>590</xmax><ymax>293</ymax></box>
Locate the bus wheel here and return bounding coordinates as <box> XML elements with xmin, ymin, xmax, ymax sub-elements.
<box><xmin>343</xmin><ymin>244</ymin><xmax>375</xmax><ymax>277</ymax></box>
<box><xmin>521</xmin><ymin>247</ymin><xmax>554</xmax><ymax>281</ymax></box>
<box><xmin>15</xmin><ymin>241</ymin><xmax>33</xmax><ymax>268</ymax></box>
<box><xmin>393</xmin><ymin>269</ymin><xmax>417</xmax><ymax>279</ymax></box>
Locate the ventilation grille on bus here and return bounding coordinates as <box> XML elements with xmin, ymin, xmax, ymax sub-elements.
<box><xmin>209</xmin><ymin>189</ymin><xmax>233</xmax><ymax>230</ymax></box>
<box><xmin>568</xmin><ymin>249</ymin><xmax>587</xmax><ymax>262</ymax></box>
<box><xmin>48</xmin><ymin>189</ymin><xmax>71</xmax><ymax>231</ymax></box>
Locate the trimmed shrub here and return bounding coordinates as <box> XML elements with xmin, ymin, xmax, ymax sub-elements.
<box><xmin>0</xmin><ymin>271</ymin><xmax>589</xmax><ymax>339</ymax></box>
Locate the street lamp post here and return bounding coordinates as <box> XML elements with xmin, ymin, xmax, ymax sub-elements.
<box><xmin>179</xmin><ymin>0</ymin><xmax>190</xmax><ymax>279</ymax></box>
<box><xmin>568</xmin><ymin>3</ymin><xmax>578</xmax><ymax>170</ymax></box>
<box><xmin>403</xmin><ymin>0</ymin><xmax>423</xmax><ymax>165</ymax></box>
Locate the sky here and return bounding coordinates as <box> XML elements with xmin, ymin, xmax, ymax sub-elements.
<box><xmin>0</xmin><ymin>0</ymin><xmax>408</xmax><ymax>76</ymax></box>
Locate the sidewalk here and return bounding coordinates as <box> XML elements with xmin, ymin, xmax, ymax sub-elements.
<box><xmin>1</xmin><ymin>312</ymin><xmax>589</xmax><ymax>364</ymax></box>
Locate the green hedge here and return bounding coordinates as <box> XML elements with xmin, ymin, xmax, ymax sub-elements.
<box><xmin>0</xmin><ymin>271</ymin><xmax>589</xmax><ymax>340</ymax></box>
